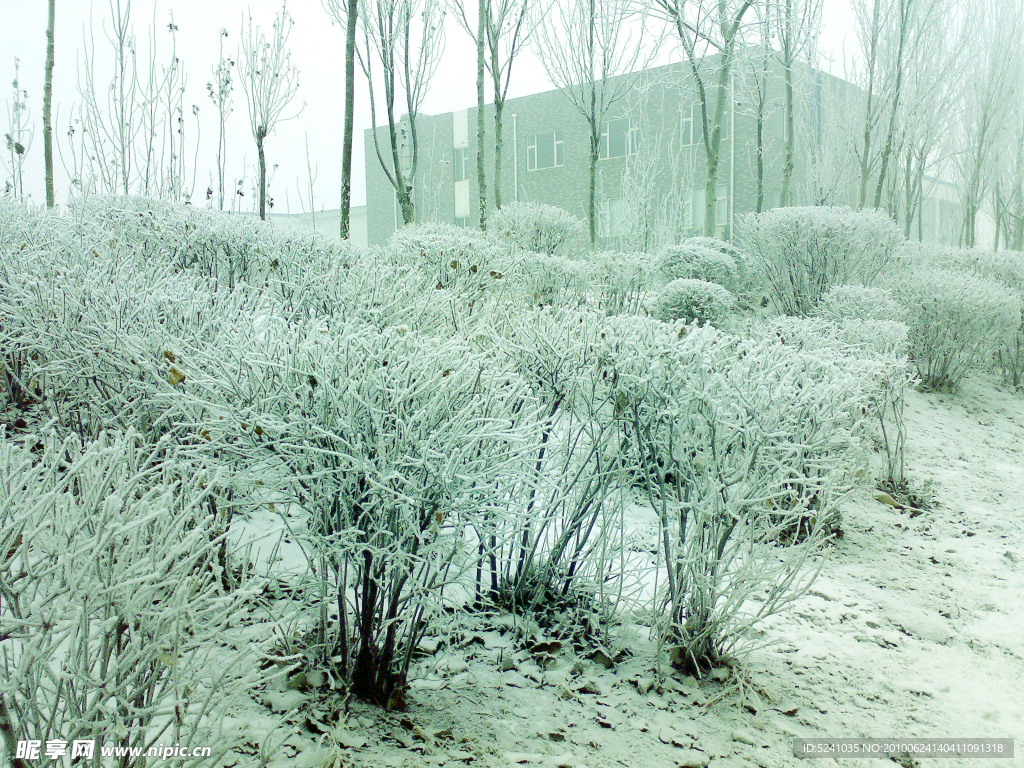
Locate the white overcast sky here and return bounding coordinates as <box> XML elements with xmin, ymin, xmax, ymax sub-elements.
<box><xmin>1</xmin><ymin>0</ymin><xmax>857</xmax><ymax>212</ymax></box>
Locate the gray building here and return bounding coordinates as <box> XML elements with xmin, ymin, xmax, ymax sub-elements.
<box><xmin>363</xmin><ymin>55</ymin><xmax>956</xmax><ymax>249</ymax></box>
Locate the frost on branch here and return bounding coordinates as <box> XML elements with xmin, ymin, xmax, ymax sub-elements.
<box><xmin>657</xmin><ymin>241</ymin><xmax>740</xmax><ymax>292</ymax></box>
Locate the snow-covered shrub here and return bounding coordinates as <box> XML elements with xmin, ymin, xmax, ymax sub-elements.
<box><xmin>658</xmin><ymin>241</ymin><xmax>739</xmax><ymax>291</ymax></box>
<box><xmin>506</xmin><ymin>252</ymin><xmax>595</xmax><ymax>309</ymax></box>
<box><xmin>473</xmin><ymin>308</ymin><xmax>633</xmax><ymax>635</ymax></box>
<box><xmin>755</xmin><ymin>315</ymin><xmax>909</xmax><ymax>360</ymax></box>
<box><xmin>585</xmin><ymin>250</ymin><xmax>656</xmax><ymax>315</ymax></box>
<box><xmin>921</xmin><ymin>247</ymin><xmax>1024</xmax><ymax>388</ymax></box>
<box><xmin>815</xmin><ymin>284</ymin><xmax>905</xmax><ymax>323</ymax></box>
<box><xmin>650</xmin><ymin>279</ymin><xmax>735</xmax><ymax>325</ymax></box>
<box><xmin>736</xmin><ymin>206</ymin><xmax>903</xmax><ymax>315</ymax></box>
<box><xmin>596</xmin><ymin>322</ymin><xmax>872</xmax><ymax>674</ymax></box>
<box><xmin>71</xmin><ymin>195</ymin><xmax>365</xmax><ymax>313</ymax></box>
<box><xmin>886</xmin><ymin>267</ymin><xmax>1021</xmax><ymax>391</ymax></box>
<box><xmin>0</xmin><ymin>431</ymin><xmax>261</xmax><ymax>767</ymax></box>
<box><xmin>194</xmin><ymin>319</ymin><xmax>543</xmax><ymax>706</ymax></box>
<box><xmin>489</xmin><ymin>201</ymin><xmax>590</xmax><ymax>257</ymax></box>
<box><xmin>751</xmin><ymin>316</ymin><xmax>915</xmax><ymax>488</ymax></box>
<box><xmin>0</xmin><ymin>228</ymin><xmax>276</xmax><ymax>440</ymax></box>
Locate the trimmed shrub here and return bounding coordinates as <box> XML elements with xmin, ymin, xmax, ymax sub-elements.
<box><xmin>489</xmin><ymin>201</ymin><xmax>589</xmax><ymax>257</ymax></box>
<box><xmin>886</xmin><ymin>267</ymin><xmax>1021</xmax><ymax>391</ymax></box>
<box><xmin>921</xmin><ymin>247</ymin><xmax>1024</xmax><ymax>388</ymax></box>
<box><xmin>651</xmin><ymin>278</ymin><xmax>735</xmax><ymax>325</ymax></box>
<box><xmin>736</xmin><ymin>206</ymin><xmax>903</xmax><ymax>315</ymax></box>
<box><xmin>658</xmin><ymin>241</ymin><xmax>739</xmax><ymax>291</ymax></box>
<box><xmin>586</xmin><ymin>250</ymin><xmax>657</xmax><ymax>315</ymax></box>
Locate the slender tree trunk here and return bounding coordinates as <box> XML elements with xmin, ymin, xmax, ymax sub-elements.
<box><xmin>43</xmin><ymin>0</ymin><xmax>56</xmax><ymax>208</ymax></box>
<box><xmin>858</xmin><ymin>0</ymin><xmax>881</xmax><ymax>208</ymax></box>
<box><xmin>340</xmin><ymin>0</ymin><xmax>358</xmax><ymax>239</ymax></box>
<box><xmin>589</xmin><ymin>130</ymin><xmax>598</xmax><ymax>245</ymax></box>
<box><xmin>703</xmin><ymin>57</ymin><xmax>731</xmax><ymax>237</ymax></box>
<box><xmin>257</xmin><ymin>129</ymin><xmax>267</xmax><ymax>220</ymax></box>
<box><xmin>903</xmin><ymin>148</ymin><xmax>914</xmax><ymax>238</ymax></box>
<box><xmin>779</xmin><ymin>56</ymin><xmax>795</xmax><ymax>207</ymax></box>
<box><xmin>493</xmin><ymin>98</ymin><xmax>504</xmax><ymax>210</ymax></box>
<box><xmin>476</xmin><ymin>0</ymin><xmax>488</xmax><ymax>229</ymax></box>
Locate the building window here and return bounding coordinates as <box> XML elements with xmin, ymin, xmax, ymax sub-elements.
<box><xmin>681</xmin><ymin>103</ymin><xmax>729</xmax><ymax>147</ymax></box>
<box><xmin>600</xmin><ymin>117</ymin><xmax>639</xmax><ymax>159</ymax></box>
<box><xmin>598</xmin><ymin>198</ymin><xmax>631</xmax><ymax>238</ymax></box>
<box><xmin>527</xmin><ymin>131</ymin><xmax>563</xmax><ymax>171</ymax></box>
<box><xmin>455</xmin><ymin>216</ymin><xmax>471</xmax><ymax>228</ymax></box>
<box><xmin>454</xmin><ymin>147</ymin><xmax>471</xmax><ymax>183</ymax></box>
<box><xmin>688</xmin><ymin>184</ymin><xmax>728</xmax><ymax>229</ymax></box>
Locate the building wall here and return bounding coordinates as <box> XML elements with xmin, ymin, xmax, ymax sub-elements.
<box><xmin>363</xmin><ymin>57</ymin><xmax>864</xmax><ymax>249</ymax></box>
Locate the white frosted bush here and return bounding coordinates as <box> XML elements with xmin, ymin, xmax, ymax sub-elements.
<box><xmin>887</xmin><ymin>267</ymin><xmax>1021</xmax><ymax>391</ymax></box>
<box><xmin>750</xmin><ymin>316</ymin><xmax>915</xmax><ymax>486</ymax></box>
<box><xmin>737</xmin><ymin>206</ymin><xmax>904</xmax><ymax>315</ymax></box>
<box><xmin>651</xmin><ymin>279</ymin><xmax>735</xmax><ymax>325</ymax></box>
<box><xmin>658</xmin><ymin>242</ymin><xmax>739</xmax><ymax>290</ymax></box>
<box><xmin>187</xmin><ymin>318</ymin><xmax>544</xmax><ymax>706</ymax></box>
<box><xmin>919</xmin><ymin>247</ymin><xmax>1024</xmax><ymax>387</ymax></box>
<box><xmin>0</xmin><ymin>431</ymin><xmax>263</xmax><ymax>767</ymax></box>
<box><xmin>585</xmin><ymin>250</ymin><xmax>656</xmax><ymax>315</ymax></box>
<box><xmin>815</xmin><ymin>284</ymin><xmax>905</xmax><ymax>323</ymax></box>
<box><xmin>489</xmin><ymin>201</ymin><xmax>589</xmax><ymax>257</ymax></box>
<box><xmin>756</xmin><ymin>315</ymin><xmax>909</xmax><ymax>360</ymax></box>
<box><xmin>595</xmin><ymin>322</ymin><xmax>872</xmax><ymax>674</ymax></box>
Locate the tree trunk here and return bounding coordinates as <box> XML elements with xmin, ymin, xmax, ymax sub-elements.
<box><xmin>476</xmin><ymin>0</ymin><xmax>488</xmax><ymax>230</ymax></box>
<box><xmin>702</xmin><ymin>59</ymin><xmax>731</xmax><ymax>237</ymax></box>
<box><xmin>340</xmin><ymin>0</ymin><xmax>358</xmax><ymax>239</ymax></box>
<box><xmin>257</xmin><ymin>129</ymin><xmax>267</xmax><ymax>220</ymax></box>
<box><xmin>43</xmin><ymin>0</ymin><xmax>56</xmax><ymax>208</ymax></box>
<box><xmin>493</xmin><ymin>98</ymin><xmax>504</xmax><ymax>210</ymax></box>
<box><xmin>588</xmin><ymin>131</ymin><xmax>598</xmax><ymax>245</ymax></box>
<box><xmin>756</xmin><ymin>104</ymin><xmax>764</xmax><ymax>213</ymax></box>
<box><xmin>779</xmin><ymin>55</ymin><xmax>795</xmax><ymax>207</ymax></box>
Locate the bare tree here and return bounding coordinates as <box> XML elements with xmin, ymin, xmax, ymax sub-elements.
<box><xmin>358</xmin><ymin>0</ymin><xmax>445</xmax><ymax>226</ymax></box>
<box><xmin>652</xmin><ymin>0</ymin><xmax>759</xmax><ymax>237</ymax></box>
<box><xmin>77</xmin><ymin>0</ymin><xmax>142</xmax><ymax>194</ymax></box>
<box><xmin>43</xmin><ymin>0</ymin><xmax>56</xmax><ymax>207</ymax></box>
<box><xmin>323</xmin><ymin>0</ymin><xmax>360</xmax><ymax>239</ymax></box>
<box><xmin>949</xmin><ymin>0</ymin><xmax>1021</xmax><ymax>246</ymax></box>
<box><xmin>452</xmin><ymin>0</ymin><xmax>540</xmax><ymax>222</ymax></box>
<box><xmin>849</xmin><ymin>0</ymin><xmax>888</xmax><ymax>208</ymax></box>
<box><xmin>239</xmin><ymin>2</ymin><xmax>302</xmax><ymax>221</ymax></box>
<box><xmin>207</xmin><ymin>29</ymin><xmax>233</xmax><ymax>211</ymax></box>
<box><xmin>534</xmin><ymin>0</ymin><xmax>649</xmax><ymax>245</ymax></box>
<box><xmin>3</xmin><ymin>59</ymin><xmax>32</xmax><ymax>199</ymax></box>
<box><xmin>769</xmin><ymin>0</ymin><xmax>821</xmax><ymax>207</ymax></box>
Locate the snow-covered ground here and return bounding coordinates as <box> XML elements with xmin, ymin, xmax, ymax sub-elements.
<box><xmin>229</xmin><ymin>374</ymin><xmax>1023</xmax><ymax>768</ymax></box>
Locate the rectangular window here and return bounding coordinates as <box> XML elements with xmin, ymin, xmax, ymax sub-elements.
<box><xmin>682</xmin><ymin>104</ymin><xmax>703</xmax><ymax>147</ymax></box>
<box><xmin>689</xmin><ymin>184</ymin><xmax>729</xmax><ymax>229</ymax></box>
<box><xmin>600</xmin><ymin>117</ymin><xmax>638</xmax><ymax>159</ymax></box>
<box><xmin>455</xmin><ymin>216</ymin><xmax>471</xmax><ymax>228</ymax></box>
<box><xmin>453</xmin><ymin>147</ymin><xmax>470</xmax><ymax>183</ymax></box>
<box><xmin>683</xmin><ymin>103</ymin><xmax>729</xmax><ymax>147</ymax></box>
<box><xmin>598</xmin><ymin>198</ymin><xmax>631</xmax><ymax>239</ymax></box>
<box><xmin>527</xmin><ymin>131</ymin><xmax>563</xmax><ymax>171</ymax></box>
